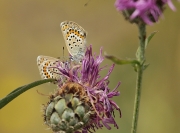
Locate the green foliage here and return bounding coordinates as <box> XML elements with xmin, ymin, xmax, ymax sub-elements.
<box><xmin>0</xmin><ymin>79</ymin><xmax>55</xmax><ymax>109</ymax></box>
<box><xmin>105</xmin><ymin>53</ymin><xmax>140</xmax><ymax>65</ymax></box>
<box><xmin>136</xmin><ymin>31</ymin><xmax>157</xmax><ymax>59</ymax></box>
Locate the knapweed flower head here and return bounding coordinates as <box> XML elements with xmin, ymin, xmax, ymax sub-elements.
<box><xmin>42</xmin><ymin>45</ymin><xmax>121</xmax><ymax>133</ymax></box>
<box><xmin>115</xmin><ymin>0</ymin><xmax>177</xmax><ymax>25</ymax></box>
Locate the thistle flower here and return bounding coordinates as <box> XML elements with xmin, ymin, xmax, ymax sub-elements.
<box><xmin>115</xmin><ymin>0</ymin><xmax>177</xmax><ymax>25</ymax></box>
<box><xmin>43</xmin><ymin>45</ymin><xmax>121</xmax><ymax>133</ymax></box>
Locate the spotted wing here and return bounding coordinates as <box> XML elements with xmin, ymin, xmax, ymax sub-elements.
<box><xmin>60</xmin><ymin>21</ymin><xmax>87</xmax><ymax>60</ymax></box>
<box><xmin>37</xmin><ymin>55</ymin><xmax>62</xmax><ymax>82</ymax></box>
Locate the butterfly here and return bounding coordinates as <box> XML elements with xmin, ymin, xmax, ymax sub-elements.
<box><xmin>37</xmin><ymin>55</ymin><xmax>65</xmax><ymax>83</ymax></box>
<box><xmin>60</xmin><ymin>21</ymin><xmax>87</xmax><ymax>63</ymax></box>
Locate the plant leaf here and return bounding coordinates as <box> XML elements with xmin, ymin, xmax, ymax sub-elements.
<box><xmin>136</xmin><ymin>31</ymin><xmax>157</xmax><ymax>58</ymax></box>
<box><xmin>145</xmin><ymin>31</ymin><xmax>158</xmax><ymax>49</ymax></box>
<box><xmin>105</xmin><ymin>53</ymin><xmax>140</xmax><ymax>65</ymax></box>
<box><xmin>0</xmin><ymin>78</ymin><xmax>55</xmax><ymax>109</ymax></box>
<box><xmin>143</xmin><ymin>64</ymin><xmax>150</xmax><ymax>70</ymax></box>
<box><xmin>136</xmin><ymin>47</ymin><xmax>140</xmax><ymax>59</ymax></box>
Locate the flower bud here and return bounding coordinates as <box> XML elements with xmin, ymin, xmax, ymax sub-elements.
<box><xmin>43</xmin><ymin>82</ymin><xmax>94</xmax><ymax>133</ymax></box>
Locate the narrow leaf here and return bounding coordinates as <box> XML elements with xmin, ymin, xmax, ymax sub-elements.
<box><xmin>136</xmin><ymin>46</ymin><xmax>140</xmax><ymax>59</ymax></box>
<box><xmin>105</xmin><ymin>53</ymin><xmax>140</xmax><ymax>65</ymax></box>
<box><xmin>0</xmin><ymin>78</ymin><xmax>55</xmax><ymax>109</ymax></box>
<box><xmin>143</xmin><ymin>64</ymin><xmax>150</xmax><ymax>70</ymax></box>
<box><xmin>136</xmin><ymin>31</ymin><xmax>157</xmax><ymax>58</ymax></box>
<box><xmin>145</xmin><ymin>31</ymin><xmax>158</xmax><ymax>48</ymax></box>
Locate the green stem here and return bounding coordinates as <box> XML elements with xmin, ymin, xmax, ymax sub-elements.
<box><xmin>131</xmin><ymin>23</ymin><xmax>146</xmax><ymax>133</ymax></box>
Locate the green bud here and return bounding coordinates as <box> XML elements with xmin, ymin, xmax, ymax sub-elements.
<box><xmin>43</xmin><ymin>82</ymin><xmax>94</xmax><ymax>133</ymax></box>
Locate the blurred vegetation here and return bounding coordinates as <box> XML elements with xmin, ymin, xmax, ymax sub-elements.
<box><xmin>0</xmin><ymin>1</ymin><xmax>180</xmax><ymax>133</ymax></box>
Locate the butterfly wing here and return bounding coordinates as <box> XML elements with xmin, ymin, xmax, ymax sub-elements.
<box><xmin>60</xmin><ymin>21</ymin><xmax>87</xmax><ymax>62</ymax></box>
<box><xmin>37</xmin><ymin>55</ymin><xmax>62</xmax><ymax>82</ymax></box>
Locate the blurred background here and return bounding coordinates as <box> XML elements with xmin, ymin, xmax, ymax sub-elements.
<box><xmin>0</xmin><ymin>0</ymin><xmax>180</xmax><ymax>133</ymax></box>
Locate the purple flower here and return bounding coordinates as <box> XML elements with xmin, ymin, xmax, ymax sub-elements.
<box><xmin>115</xmin><ymin>0</ymin><xmax>177</xmax><ymax>25</ymax></box>
<box><xmin>55</xmin><ymin>45</ymin><xmax>121</xmax><ymax>132</ymax></box>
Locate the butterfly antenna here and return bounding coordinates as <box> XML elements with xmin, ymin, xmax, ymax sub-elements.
<box><xmin>63</xmin><ymin>47</ymin><xmax>65</xmax><ymax>58</ymax></box>
<box><xmin>61</xmin><ymin>46</ymin><xmax>65</xmax><ymax>62</ymax></box>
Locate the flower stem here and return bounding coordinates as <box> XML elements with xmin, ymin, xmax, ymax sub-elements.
<box><xmin>131</xmin><ymin>23</ymin><xmax>146</xmax><ymax>133</ymax></box>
